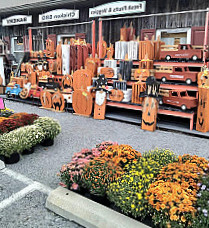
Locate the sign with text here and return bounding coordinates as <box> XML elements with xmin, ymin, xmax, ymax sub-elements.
<box><xmin>2</xmin><ymin>15</ymin><xmax>32</xmax><ymax>26</ymax></box>
<box><xmin>39</xmin><ymin>9</ymin><xmax>79</xmax><ymax>23</ymax></box>
<box><xmin>89</xmin><ymin>1</ymin><xmax>146</xmax><ymax>18</ymax></box>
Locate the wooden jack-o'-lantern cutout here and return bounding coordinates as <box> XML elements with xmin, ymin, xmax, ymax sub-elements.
<box><xmin>85</xmin><ymin>58</ymin><xmax>97</xmax><ymax>75</ymax></box>
<box><xmin>141</xmin><ymin>97</ymin><xmax>158</xmax><ymax>132</ymax></box>
<box><xmin>52</xmin><ymin>92</ymin><xmax>65</xmax><ymax>111</ymax></box>
<box><xmin>40</xmin><ymin>90</ymin><xmax>52</xmax><ymax>108</ymax></box>
<box><xmin>94</xmin><ymin>90</ymin><xmax>107</xmax><ymax>120</ymax></box>
<box><xmin>97</xmin><ymin>39</ymin><xmax>107</xmax><ymax>59</ymax></box>
<box><xmin>73</xmin><ymin>69</ymin><xmax>93</xmax><ymax>90</ymax></box>
<box><xmin>62</xmin><ymin>75</ymin><xmax>73</xmax><ymax>90</ymax></box>
<box><xmin>109</xmin><ymin>89</ymin><xmax>124</xmax><ymax>102</ymax></box>
<box><xmin>100</xmin><ymin>67</ymin><xmax>114</xmax><ymax>78</ymax></box>
<box><xmin>72</xmin><ymin>89</ymin><xmax>93</xmax><ymax>116</ymax></box>
<box><xmin>196</xmin><ymin>87</ymin><xmax>209</xmax><ymax>132</ymax></box>
<box><xmin>19</xmin><ymin>88</ymin><xmax>29</xmax><ymax>99</ymax></box>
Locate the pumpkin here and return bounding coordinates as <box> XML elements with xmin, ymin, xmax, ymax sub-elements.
<box><xmin>40</xmin><ymin>91</ymin><xmax>52</xmax><ymax>108</ymax></box>
<box><xmin>48</xmin><ymin>60</ymin><xmax>57</xmax><ymax>73</ymax></box>
<box><xmin>109</xmin><ymin>89</ymin><xmax>124</xmax><ymax>102</ymax></box>
<box><xmin>196</xmin><ymin>87</ymin><xmax>209</xmax><ymax>132</ymax></box>
<box><xmin>141</xmin><ymin>97</ymin><xmax>158</xmax><ymax>132</ymax></box>
<box><xmin>62</xmin><ymin>75</ymin><xmax>73</xmax><ymax>90</ymax></box>
<box><xmin>52</xmin><ymin>92</ymin><xmax>65</xmax><ymax>111</ymax></box>
<box><xmin>97</xmin><ymin>40</ymin><xmax>107</xmax><ymax>59</ymax></box>
<box><xmin>73</xmin><ymin>69</ymin><xmax>93</xmax><ymax>90</ymax></box>
<box><xmin>72</xmin><ymin>89</ymin><xmax>93</xmax><ymax>116</ymax></box>
<box><xmin>19</xmin><ymin>88</ymin><xmax>29</xmax><ymax>99</ymax></box>
<box><xmin>100</xmin><ymin>67</ymin><xmax>114</xmax><ymax>78</ymax></box>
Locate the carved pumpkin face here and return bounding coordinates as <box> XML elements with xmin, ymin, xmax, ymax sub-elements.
<box><xmin>19</xmin><ymin>88</ymin><xmax>29</xmax><ymax>99</ymax></box>
<box><xmin>196</xmin><ymin>88</ymin><xmax>209</xmax><ymax>132</ymax></box>
<box><xmin>141</xmin><ymin>97</ymin><xmax>158</xmax><ymax>132</ymax></box>
<box><xmin>109</xmin><ymin>89</ymin><xmax>124</xmax><ymax>102</ymax></box>
<box><xmin>40</xmin><ymin>91</ymin><xmax>52</xmax><ymax>108</ymax></box>
<box><xmin>62</xmin><ymin>75</ymin><xmax>73</xmax><ymax>90</ymax></box>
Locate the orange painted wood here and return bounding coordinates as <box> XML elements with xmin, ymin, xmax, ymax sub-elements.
<box><xmin>196</xmin><ymin>87</ymin><xmax>209</xmax><ymax>132</ymax></box>
<box><xmin>132</xmin><ymin>82</ymin><xmax>146</xmax><ymax>104</ymax></box>
<box><xmin>109</xmin><ymin>89</ymin><xmax>124</xmax><ymax>102</ymax></box>
<box><xmin>62</xmin><ymin>74</ymin><xmax>73</xmax><ymax>90</ymax></box>
<box><xmin>73</xmin><ymin>69</ymin><xmax>93</xmax><ymax>90</ymax></box>
<box><xmin>40</xmin><ymin>91</ymin><xmax>52</xmax><ymax>108</ymax></box>
<box><xmin>48</xmin><ymin>59</ymin><xmax>57</xmax><ymax>73</ymax></box>
<box><xmin>72</xmin><ymin>89</ymin><xmax>93</xmax><ymax>116</ymax></box>
<box><xmin>85</xmin><ymin>58</ymin><xmax>98</xmax><ymax>76</ymax></box>
<box><xmin>19</xmin><ymin>88</ymin><xmax>29</xmax><ymax>99</ymax></box>
<box><xmin>97</xmin><ymin>40</ymin><xmax>107</xmax><ymax>59</ymax></box>
<box><xmin>46</xmin><ymin>39</ymin><xmax>55</xmax><ymax>58</ymax></box>
<box><xmin>141</xmin><ymin>97</ymin><xmax>158</xmax><ymax>132</ymax></box>
<box><xmin>100</xmin><ymin>67</ymin><xmax>114</xmax><ymax>78</ymax></box>
<box><xmin>52</xmin><ymin>92</ymin><xmax>65</xmax><ymax>111</ymax></box>
<box><xmin>57</xmin><ymin>41</ymin><xmax>62</xmax><ymax>75</ymax></box>
<box><xmin>134</xmin><ymin>69</ymin><xmax>150</xmax><ymax>81</ymax></box>
<box><xmin>139</xmin><ymin>41</ymin><xmax>155</xmax><ymax>60</ymax></box>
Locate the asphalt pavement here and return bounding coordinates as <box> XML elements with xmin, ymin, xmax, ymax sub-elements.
<box><xmin>0</xmin><ymin>100</ymin><xmax>209</xmax><ymax>228</ymax></box>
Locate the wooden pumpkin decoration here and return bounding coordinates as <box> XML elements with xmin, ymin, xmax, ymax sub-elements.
<box><xmin>62</xmin><ymin>74</ymin><xmax>73</xmax><ymax>90</ymax></box>
<box><xmin>94</xmin><ymin>90</ymin><xmax>107</xmax><ymax>120</ymax></box>
<box><xmin>97</xmin><ymin>40</ymin><xmax>107</xmax><ymax>59</ymax></box>
<box><xmin>141</xmin><ymin>97</ymin><xmax>158</xmax><ymax>132</ymax></box>
<box><xmin>100</xmin><ymin>67</ymin><xmax>114</xmax><ymax>78</ymax></box>
<box><xmin>72</xmin><ymin>89</ymin><xmax>93</xmax><ymax>116</ymax></box>
<box><xmin>52</xmin><ymin>92</ymin><xmax>65</xmax><ymax>111</ymax></box>
<box><xmin>196</xmin><ymin>87</ymin><xmax>209</xmax><ymax>132</ymax></box>
<box><xmin>73</xmin><ymin>69</ymin><xmax>93</xmax><ymax>90</ymax></box>
<box><xmin>109</xmin><ymin>89</ymin><xmax>124</xmax><ymax>102</ymax></box>
<box><xmin>40</xmin><ymin>90</ymin><xmax>52</xmax><ymax>108</ymax></box>
<box><xmin>85</xmin><ymin>58</ymin><xmax>97</xmax><ymax>76</ymax></box>
<box><xmin>19</xmin><ymin>88</ymin><xmax>29</xmax><ymax>99</ymax></box>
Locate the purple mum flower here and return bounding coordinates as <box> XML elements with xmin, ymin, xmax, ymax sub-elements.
<box><xmin>201</xmin><ymin>185</ymin><xmax>207</xmax><ymax>190</ymax></box>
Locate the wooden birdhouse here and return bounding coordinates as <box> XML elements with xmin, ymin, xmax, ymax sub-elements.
<box><xmin>46</xmin><ymin>38</ymin><xmax>55</xmax><ymax>58</ymax></box>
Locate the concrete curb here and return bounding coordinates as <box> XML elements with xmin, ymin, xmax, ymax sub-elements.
<box><xmin>0</xmin><ymin>160</ymin><xmax>5</xmax><ymax>170</ymax></box>
<box><xmin>46</xmin><ymin>187</ymin><xmax>150</xmax><ymax>228</ymax></box>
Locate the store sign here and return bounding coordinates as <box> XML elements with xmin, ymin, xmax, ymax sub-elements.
<box><xmin>89</xmin><ymin>1</ymin><xmax>146</xmax><ymax>18</ymax></box>
<box><xmin>2</xmin><ymin>15</ymin><xmax>32</xmax><ymax>26</ymax></box>
<box><xmin>39</xmin><ymin>9</ymin><xmax>79</xmax><ymax>23</ymax></box>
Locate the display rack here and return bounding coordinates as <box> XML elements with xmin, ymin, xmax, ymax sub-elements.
<box><xmin>106</xmin><ymin>101</ymin><xmax>195</xmax><ymax>130</ymax></box>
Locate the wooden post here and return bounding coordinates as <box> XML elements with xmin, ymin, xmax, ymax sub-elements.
<box><xmin>29</xmin><ymin>28</ymin><xmax>33</xmax><ymax>52</ymax></box>
<box><xmin>99</xmin><ymin>19</ymin><xmax>103</xmax><ymax>59</ymax></box>
<box><xmin>203</xmin><ymin>8</ymin><xmax>209</xmax><ymax>64</ymax></box>
<box><xmin>92</xmin><ymin>20</ymin><xmax>96</xmax><ymax>58</ymax></box>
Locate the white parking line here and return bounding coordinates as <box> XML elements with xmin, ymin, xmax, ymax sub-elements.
<box><xmin>0</xmin><ymin>183</ymin><xmax>36</xmax><ymax>211</ymax></box>
<box><xmin>0</xmin><ymin>168</ymin><xmax>53</xmax><ymax>210</ymax></box>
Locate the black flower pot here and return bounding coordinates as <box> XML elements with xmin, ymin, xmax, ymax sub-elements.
<box><xmin>41</xmin><ymin>138</ymin><xmax>54</xmax><ymax>147</ymax></box>
<box><xmin>22</xmin><ymin>147</ymin><xmax>34</xmax><ymax>155</ymax></box>
<box><xmin>5</xmin><ymin>153</ymin><xmax>20</xmax><ymax>164</ymax></box>
<box><xmin>0</xmin><ymin>155</ymin><xmax>5</xmax><ymax>162</ymax></box>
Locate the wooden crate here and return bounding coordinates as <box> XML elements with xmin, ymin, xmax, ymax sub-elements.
<box><xmin>132</xmin><ymin>82</ymin><xmax>146</xmax><ymax>104</ymax></box>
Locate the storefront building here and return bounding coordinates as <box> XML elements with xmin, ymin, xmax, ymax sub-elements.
<box><xmin>0</xmin><ymin>0</ymin><xmax>209</xmax><ymax>64</ymax></box>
